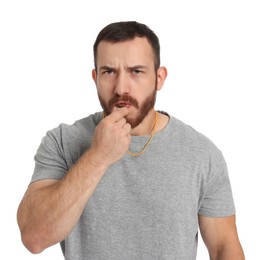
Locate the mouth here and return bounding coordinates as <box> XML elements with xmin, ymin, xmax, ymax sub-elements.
<box><xmin>115</xmin><ymin>102</ymin><xmax>132</xmax><ymax>108</ymax></box>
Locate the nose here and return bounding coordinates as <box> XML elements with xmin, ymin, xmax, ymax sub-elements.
<box><xmin>114</xmin><ymin>72</ymin><xmax>130</xmax><ymax>96</ymax></box>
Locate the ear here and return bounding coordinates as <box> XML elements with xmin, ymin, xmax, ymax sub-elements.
<box><xmin>92</xmin><ymin>69</ymin><xmax>97</xmax><ymax>83</ymax></box>
<box><xmin>156</xmin><ymin>66</ymin><xmax>167</xmax><ymax>91</ymax></box>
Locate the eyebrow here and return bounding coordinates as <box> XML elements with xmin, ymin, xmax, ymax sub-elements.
<box><xmin>129</xmin><ymin>65</ymin><xmax>148</xmax><ymax>70</ymax></box>
<box><xmin>98</xmin><ymin>65</ymin><xmax>148</xmax><ymax>71</ymax></box>
<box><xmin>98</xmin><ymin>66</ymin><xmax>114</xmax><ymax>72</ymax></box>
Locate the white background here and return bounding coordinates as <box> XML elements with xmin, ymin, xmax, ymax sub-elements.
<box><xmin>1</xmin><ymin>0</ymin><xmax>271</xmax><ymax>259</ymax></box>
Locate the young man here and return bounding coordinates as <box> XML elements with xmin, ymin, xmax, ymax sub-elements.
<box><xmin>17</xmin><ymin>21</ymin><xmax>244</xmax><ymax>259</ymax></box>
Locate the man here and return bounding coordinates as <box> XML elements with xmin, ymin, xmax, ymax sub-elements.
<box><xmin>17</xmin><ymin>21</ymin><xmax>244</xmax><ymax>259</ymax></box>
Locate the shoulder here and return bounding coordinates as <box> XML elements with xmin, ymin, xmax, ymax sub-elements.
<box><xmin>164</xmin><ymin>114</ymin><xmax>228</xmax><ymax>175</ymax></box>
<box><xmin>37</xmin><ymin>112</ymin><xmax>102</xmax><ymax>167</ymax></box>
<box><xmin>170</xmin><ymin>115</ymin><xmax>221</xmax><ymax>154</ymax></box>
<box><xmin>40</xmin><ymin>112</ymin><xmax>102</xmax><ymax>154</ymax></box>
<box><xmin>45</xmin><ymin>112</ymin><xmax>102</xmax><ymax>140</ymax></box>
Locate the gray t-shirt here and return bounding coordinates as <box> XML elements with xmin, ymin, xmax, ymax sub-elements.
<box><xmin>32</xmin><ymin>112</ymin><xmax>235</xmax><ymax>260</ymax></box>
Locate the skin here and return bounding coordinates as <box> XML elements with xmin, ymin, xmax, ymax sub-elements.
<box><xmin>199</xmin><ymin>215</ymin><xmax>245</xmax><ymax>259</ymax></box>
<box><xmin>17</xmin><ymin>37</ymin><xmax>244</xmax><ymax>259</ymax></box>
<box><xmin>92</xmin><ymin>37</ymin><xmax>168</xmax><ymax>135</ymax></box>
<box><xmin>17</xmin><ymin>108</ymin><xmax>131</xmax><ymax>253</ymax></box>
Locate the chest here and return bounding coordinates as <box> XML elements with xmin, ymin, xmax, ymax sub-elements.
<box><xmin>87</xmin><ymin>154</ymin><xmax>206</xmax><ymax>222</ymax></box>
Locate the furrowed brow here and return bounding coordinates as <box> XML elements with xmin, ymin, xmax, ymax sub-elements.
<box><xmin>99</xmin><ymin>66</ymin><xmax>114</xmax><ymax>72</ymax></box>
<box><xmin>129</xmin><ymin>65</ymin><xmax>148</xmax><ymax>70</ymax></box>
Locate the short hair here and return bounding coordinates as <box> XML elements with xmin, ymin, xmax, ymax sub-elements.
<box><xmin>93</xmin><ymin>21</ymin><xmax>160</xmax><ymax>71</ymax></box>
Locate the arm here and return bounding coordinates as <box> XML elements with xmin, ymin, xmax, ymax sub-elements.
<box><xmin>17</xmin><ymin>152</ymin><xmax>106</xmax><ymax>254</ymax></box>
<box><xmin>17</xmin><ymin>108</ymin><xmax>131</xmax><ymax>254</ymax></box>
<box><xmin>198</xmin><ymin>215</ymin><xmax>245</xmax><ymax>260</ymax></box>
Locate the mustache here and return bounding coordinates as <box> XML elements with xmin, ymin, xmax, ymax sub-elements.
<box><xmin>109</xmin><ymin>95</ymin><xmax>139</xmax><ymax>109</ymax></box>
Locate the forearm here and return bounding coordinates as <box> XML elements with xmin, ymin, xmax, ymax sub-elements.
<box><xmin>17</xmin><ymin>149</ymin><xmax>107</xmax><ymax>253</ymax></box>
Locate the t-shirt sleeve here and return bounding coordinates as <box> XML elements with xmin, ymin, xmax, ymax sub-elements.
<box><xmin>198</xmin><ymin>150</ymin><xmax>236</xmax><ymax>217</ymax></box>
<box><xmin>31</xmin><ymin>127</ymin><xmax>69</xmax><ymax>183</ymax></box>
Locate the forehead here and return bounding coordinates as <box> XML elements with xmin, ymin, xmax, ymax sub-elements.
<box><xmin>96</xmin><ymin>37</ymin><xmax>154</xmax><ymax>67</ymax></box>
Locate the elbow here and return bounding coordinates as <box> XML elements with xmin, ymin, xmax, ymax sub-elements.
<box><xmin>17</xmin><ymin>196</ymin><xmax>56</xmax><ymax>254</ymax></box>
<box><xmin>24</xmin><ymin>243</ymin><xmax>44</xmax><ymax>255</ymax></box>
<box><xmin>208</xmin><ymin>244</ymin><xmax>245</xmax><ymax>260</ymax></box>
<box><xmin>20</xmin><ymin>230</ymin><xmax>46</xmax><ymax>254</ymax></box>
<box><xmin>18</xmin><ymin>219</ymin><xmax>59</xmax><ymax>254</ymax></box>
<box><xmin>17</xmin><ymin>211</ymin><xmax>48</xmax><ymax>253</ymax></box>
<box><xmin>19</xmin><ymin>224</ymin><xmax>60</xmax><ymax>254</ymax></box>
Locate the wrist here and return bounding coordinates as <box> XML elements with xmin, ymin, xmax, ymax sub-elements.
<box><xmin>84</xmin><ymin>148</ymin><xmax>109</xmax><ymax>173</ymax></box>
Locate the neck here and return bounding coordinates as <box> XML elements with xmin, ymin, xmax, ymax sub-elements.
<box><xmin>130</xmin><ymin>109</ymin><xmax>157</xmax><ymax>136</ymax></box>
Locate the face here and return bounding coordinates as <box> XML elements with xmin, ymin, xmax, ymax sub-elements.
<box><xmin>93</xmin><ymin>37</ymin><xmax>162</xmax><ymax>128</ymax></box>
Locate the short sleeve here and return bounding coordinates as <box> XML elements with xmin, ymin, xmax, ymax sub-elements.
<box><xmin>198</xmin><ymin>151</ymin><xmax>236</xmax><ymax>217</ymax></box>
<box><xmin>31</xmin><ymin>127</ymin><xmax>69</xmax><ymax>183</ymax></box>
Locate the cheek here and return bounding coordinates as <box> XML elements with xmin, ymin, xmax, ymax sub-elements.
<box><xmin>96</xmin><ymin>80</ymin><xmax>113</xmax><ymax>96</ymax></box>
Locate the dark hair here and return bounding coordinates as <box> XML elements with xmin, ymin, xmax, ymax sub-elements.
<box><xmin>93</xmin><ymin>21</ymin><xmax>160</xmax><ymax>71</ymax></box>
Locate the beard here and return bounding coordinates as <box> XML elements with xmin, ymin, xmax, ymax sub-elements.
<box><xmin>98</xmin><ymin>85</ymin><xmax>157</xmax><ymax>129</ymax></box>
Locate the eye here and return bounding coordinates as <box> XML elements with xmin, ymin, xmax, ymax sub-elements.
<box><xmin>103</xmin><ymin>69</ymin><xmax>115</xmax><ymax>75</ymax></box>
<box><xmin>131</xmin><ymin>69</ymin><xmax>143</xmax><ymax>75</ymax></box>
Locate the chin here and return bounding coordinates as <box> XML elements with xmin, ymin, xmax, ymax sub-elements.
<box><xmin>126</xmin><ymin>112</ymin><xmax>149</xmax><ymax>129</ymax></box>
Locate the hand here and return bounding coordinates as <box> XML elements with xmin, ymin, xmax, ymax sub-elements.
<box><xmin>90</xmin><ymin>108</ymin><xmax>131</xmax><ymax>167</ymax></box>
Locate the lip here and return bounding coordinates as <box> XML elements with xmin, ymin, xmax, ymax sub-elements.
<box><xmin>115</xmin><ymin>102</ymin><xmax>131</xmax><ymax>108</ymax></box>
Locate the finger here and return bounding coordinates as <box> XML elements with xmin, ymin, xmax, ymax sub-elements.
<box><xmin>107</xmin><ymin>107</ymin><xmax>129</xmax><ymax>123</ymax></box>
<box><xmin>115</xmin><ymin>118</ymin><xmax>127</xmax><ymax>128</ymax></box>
<box><xmin>122</xmin><ymin>123</ymin><xmax>131</xmax><ymax>134</ymax></box>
